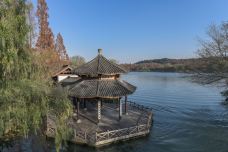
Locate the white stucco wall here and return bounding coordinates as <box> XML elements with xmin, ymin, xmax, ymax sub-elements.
<box><xmin>57</xmin><ymin>75</ymin><xmax>78</xmax><ymax>82</ymax></box>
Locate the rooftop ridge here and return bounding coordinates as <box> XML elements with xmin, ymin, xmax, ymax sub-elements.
<box><xmin>73</xmin><ymin>49</ymin><xmax>127</xmax><ymax>76</ymax></box>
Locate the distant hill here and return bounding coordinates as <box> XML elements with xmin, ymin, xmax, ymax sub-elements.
<box><xmin>135</xmin><ymin>58</ymin><xmax>199</xmax><ymax>64</ymax></box>
<box><xmin>122</xmin><ymin>58</ymin><xmax>211</xmax><ymax>73</ymax></box>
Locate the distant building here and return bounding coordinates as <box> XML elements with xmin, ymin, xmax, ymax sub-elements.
<box><xmin>52</xmin><ymin>65</ymin><xmax>78</xmax><ymax>82</ymax></box>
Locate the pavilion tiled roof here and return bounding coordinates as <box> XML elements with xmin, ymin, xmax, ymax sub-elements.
<box><xmin>73</xmin><ymin>52</ymin><xmax>127</xmax><ymax>77</ymax></box>
<box><xmin>60</xmin><ymin>49</ymin><xmax>136</xmax><ymax>98</ymax></box>
<box><xmin>60</xmin><ymin>78</ymin><xmax>136</xmax><ymax>98</ymax></box>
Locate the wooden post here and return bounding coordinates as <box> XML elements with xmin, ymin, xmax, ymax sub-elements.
<box><xmin>73</xmin><ymin>97</ymin><xmax>76</xmax><ymax>111</ymax></box>
<box><xmin>85</xmin><ymin>131</ymin><xmax>87</xmax><ymax>141</ymax></box>
<box><xmin>75</xmin><ymin>98</ymin><xmax>82</xmax><ymax>123</ymax></box>
<box><xmin>74</xmin><ymin>129</ymin><xmax>76</xmax><ymax>139</ymax></box>
<box><xmin>77</xmin><ymin>99</ymin><xmax>80</xmax><ymax>120</ymax></box>
<box><xmin>97</xmin><ymin>100</ymin><xmax>101</xmax><ymax>123</ymax></box>
<box><xmin>107</xmin><ymin>130</ymin><xmax>110</xmax><ymax>139</ymax></box>
<box><xmin>125</xmin><ymin>96</ymin><xmax>128</xmax><ymax>115</ymax></box>
<box><xmin>101</xmin><ymin>99</ymin><xmax>103</xmax><ymax>107</ymax></box>
<box><xmin>119</xmin><ymin>98</ymin><xmax>122</xmax><ymax>120</ymax></box>
<box><xmin>83</xmin><ymin>98</ymin><xmax>87</xmax><ymax>110</ymax></box>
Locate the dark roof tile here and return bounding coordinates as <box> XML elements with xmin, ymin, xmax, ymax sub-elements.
<box><xmin>73</xmin><ymin>54</ymin><xmax>127</xmax><ymax>76</ymax></box>
<box><xmin>62</xmin><ymin>78</ymin><xmax>136</xmax><ymax>98</ymax></box>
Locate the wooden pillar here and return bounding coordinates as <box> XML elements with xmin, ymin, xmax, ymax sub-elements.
<box><xmin>73</xmin><ymin>97</ymin><xmax>81</xmax><ymax>123</ymax></box>
<box><xmin>125</xmin><ymin>96</ymin><xmax>128</xmax><ymax>115</ymax></box>
<box><xmin>97</xmin><ymin>99</ymin><xmax>101</xmax><ymax>123</ymax></box>
<box><xmin>83</xmin><ymin>98</ymin><xmax>87</xmax><ymax>110</ymax></box>
<box><xmin>119</xmin><ymin>98</ymin><xmax>122</xmax><ymax>120</ymax></box>
<box><xmin>101</xmin><ymin>99</ymin><xmax>103</xmax><ymax>107</ymax></box>
<box><xmin>73</xmin><ymin>97</ymin><xmax>77</xmax><ymax>110</ymax></box>
<box><xmin>77</xmin><ymin>99</ymin><xmax>80</xmax><ymax>121</ymax></box>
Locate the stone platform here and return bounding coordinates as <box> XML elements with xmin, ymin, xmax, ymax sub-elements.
<box><xmin>46</xmin><ymin>101</ymin><xmax>153</xmax><ymax>147</ymax></box>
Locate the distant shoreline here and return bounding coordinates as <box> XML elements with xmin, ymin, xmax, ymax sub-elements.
<box><xmin>121</xmin><ymin>57</ymin><xmax>212</xmax><ymax>73</ymax></box>
<box><xmin>128</xmin><ymin>70</ymin><xmax>192</xmax><ymax>73</ymax></box>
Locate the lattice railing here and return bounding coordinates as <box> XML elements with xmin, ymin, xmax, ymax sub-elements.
<box><xmin>127</xmin><ymin>101</ymin><xmax>153</xmax><ymax>113</ymax></box>
<box><xmin>95</xmin><ymin>124</ymin><xmax>148</xmax><ymax>142</ymax></box>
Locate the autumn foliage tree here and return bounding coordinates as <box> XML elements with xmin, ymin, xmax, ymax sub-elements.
<box><xmin>35</xmin><ymin>0</ymin><xmax>64</xmax><ymax>74</ymax></box>
<box><xmin>36</xmin><ymin>0</ymin><xmax>55</xmax><ymax>51</ymax></box>
<box><xmin>55</xmin><ymin>33</ymin><xmax>69</xmax><ymax>61</ymax></box>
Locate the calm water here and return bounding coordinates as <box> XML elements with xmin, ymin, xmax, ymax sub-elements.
<box><xmin>54</xmin><ymin>72</ymin><xmax>228</xmax><ymax>152</ymax></box>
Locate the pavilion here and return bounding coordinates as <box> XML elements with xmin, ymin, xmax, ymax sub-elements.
<box><xmin>62</xmin><ymin>49</ymin><xmax>136</xmax><ymax>123</ymax></box>
<box><xmin>48</xmin><ymin>49</ymin><xmax>153</xmax><ymax>146</ymax></box>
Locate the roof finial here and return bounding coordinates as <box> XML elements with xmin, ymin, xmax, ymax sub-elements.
<box><xmin>98</xmin><ymin>48</ymin><xmax>103</xmax><ymax>55</ymax></box>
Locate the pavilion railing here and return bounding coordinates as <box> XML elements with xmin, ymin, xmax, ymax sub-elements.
<box><xmin>127</xmin><ymin>101</ymin><xmax>153</xmax><ymax>113</ymax></box>
<box><xmin>95</xmin><ymin>111</ymin><xmax>153</xmax><ymax>144</ymax></box>
<box><xmin>73</xmin><ymin>128</ymin><xmax>96</xmax><ymax>144</ymax></box>
<box><xmin>95</xmin><ymin>124</ymin><xmax>147</xmax><ymax>142</ymax></box>
<box><xmin>46</xmin><ymin>115</ymin><xmax>97</xmax><ymax>144</ymax></box>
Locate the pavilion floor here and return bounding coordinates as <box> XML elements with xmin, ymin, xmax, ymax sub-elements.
<box><xmin>72</xmin><ymin>101</ymin><xmax>143</xmax><ymax>132</ymax></box>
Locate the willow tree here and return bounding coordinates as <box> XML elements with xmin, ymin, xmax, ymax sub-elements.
<box><xmin>0</xmin><ymin>0</ymin><xmax>72</xmax><ymax>151</ymax></box>
<box><xmin>195</xmin><ymin>22</ymin><xmax>228</xmax><ymax>103</ymax></box>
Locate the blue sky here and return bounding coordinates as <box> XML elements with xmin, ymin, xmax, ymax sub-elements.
<box><xmin>32</xmin><ymin>0</ymin><xmax>228</xmax><ymax>63</ymax></box>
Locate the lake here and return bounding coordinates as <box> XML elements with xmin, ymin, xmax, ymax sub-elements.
<box><xmin>49</xmin><ymin>72</ymin><xmax>228</xmax><ymax>152</ymax></box>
